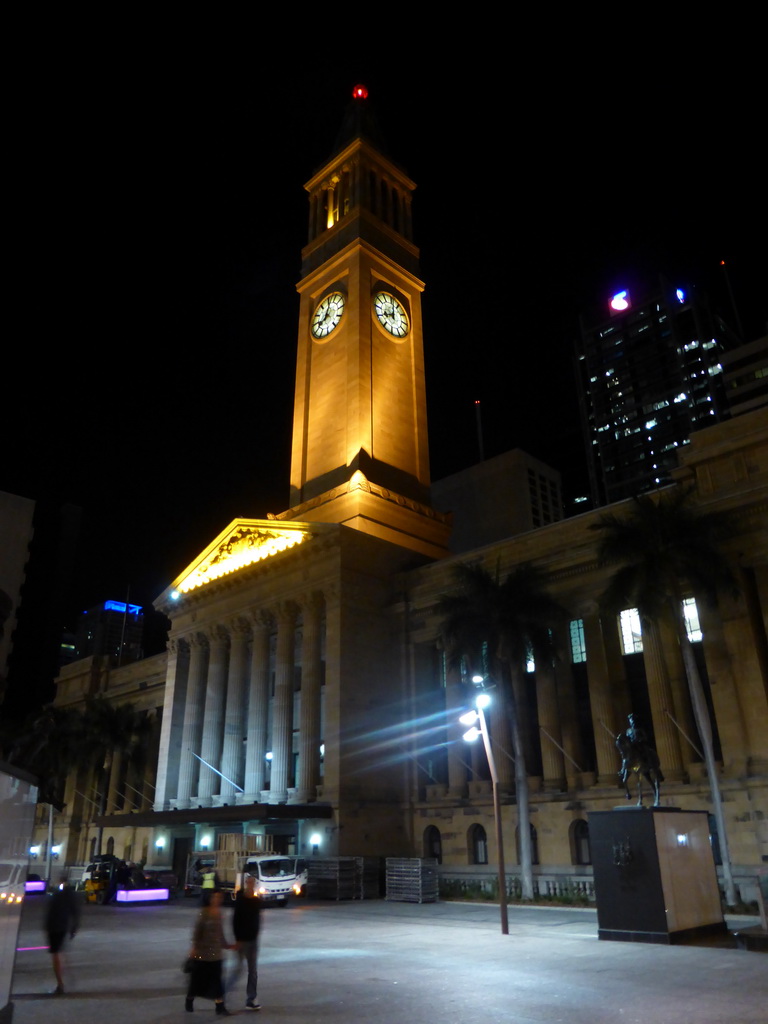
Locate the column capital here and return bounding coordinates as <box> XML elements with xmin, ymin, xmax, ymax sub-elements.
<box><xmin>274</xmin><ymin>600</ymin><xmax>299</xmax><ymax>625</ymax></box>
<box><xmin>228</xmin><ymin>616</ymin><xmax>252</xmax><ymax>640</ymax></box>
<box><xmin>187</xmin><ymin>630</ymin><xmax>210</xmax><ymax>651</ymax></box>
<box><xmin>299</xmin><ymin>590</ymin><xmax>325</xmax><ymax>617</ymax></box>
<box><xmin>209</xmin><ymin>624</ymin><xmax>230</xmax><ymax>649</ymax></box>
<box><xmin>249</xmin><ymin>609</ymin><xmax>274</xmax><ymax>632</ymax></box>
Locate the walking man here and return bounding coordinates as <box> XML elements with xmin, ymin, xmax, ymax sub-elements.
<box><xmin>45</xmin><ymin>876</ymin><xmax>80</xmax><ymax>995</ymax></box>
<box><xmin>230</xmin><ymin>875</ymin><xmax>262</xmax><ymax>1011</ymax></box>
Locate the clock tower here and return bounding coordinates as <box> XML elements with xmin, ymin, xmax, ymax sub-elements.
<box><xmin>274</xmin><ymin>86</ymin><xmax>450</xmax><ymax>559</ymax></box>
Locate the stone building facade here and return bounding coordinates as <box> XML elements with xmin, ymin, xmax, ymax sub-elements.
<box><xmin>399</xmin><ymin>410</ymin><xmax>768</xmax><ymax>893</ymax></box>
<box><xmin>32</xmin><ymin>91</ymin><xmax>768</xmax><ymax>900</ymax></box>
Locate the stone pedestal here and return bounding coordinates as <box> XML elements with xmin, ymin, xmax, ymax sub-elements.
<box><xmin>590</xmin><ymin>807</ymin><xmax>726</xmax><ymax>944</ymax></box>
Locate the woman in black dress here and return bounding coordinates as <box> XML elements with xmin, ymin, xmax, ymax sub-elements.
<box><xmin>186</xmin><ymin>890</ymin><xmax>233</xmax><ymax>1015</ymax></box>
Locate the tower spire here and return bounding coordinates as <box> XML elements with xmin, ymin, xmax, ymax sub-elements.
<box><xmin>327</xmin><ymin>84</ymin><xmax>390</xmax><ymax>164</ymax></box>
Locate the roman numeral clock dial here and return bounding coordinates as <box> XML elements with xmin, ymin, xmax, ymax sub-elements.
<box><xmin>311</xmin><ymin>292</ymin><xmax>346</xmax><ymax>339</ymax></box>
<box><xmin>373</xmin><ymin>291</ymin><xmax>409</xmax><ymax>338</ymax></box>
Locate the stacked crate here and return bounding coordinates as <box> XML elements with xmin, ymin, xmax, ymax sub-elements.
<box><xmin>356</xmin><ymin>856</ymin><xmax>381</xmax><ymax>899</ymax></box>
<box><xmin>306</xmin><ymin>857</ymin><xmax>382</xmax><ymax>899</ymax></box>
<box><xmin>385</xmin><ymin>858</ymin><xmax>439</xmax><ymax>903</ymax></box>
<box><xmin>307</xmin><ymin>857</ymin><xmax>358</xmax><ymax>899</ymax></box>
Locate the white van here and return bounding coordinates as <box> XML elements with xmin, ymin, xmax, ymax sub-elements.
<box><xmin>242</xmin><ymin>856</ymin><xmax>307</xmax><ymax>905</ymax></box>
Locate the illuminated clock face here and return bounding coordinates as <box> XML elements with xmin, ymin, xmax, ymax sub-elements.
<box><xmin>311</xmin><ymin>292</ymin><xmax>345</xmax><ymax>339</ymax></box>
<box><xmin>373</xmin><ymin>292</ymin><xmax>409</xmax><ymax>338</ymax></box>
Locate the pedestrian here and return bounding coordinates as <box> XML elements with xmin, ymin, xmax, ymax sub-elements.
<box><xmin>185</xmin><ymin>889</ymin><xmax>234</xmax><ymax>1015</ymax></box>
<box><xmin>229</xmin><ymin>874</ymin><xmax>262</xmax><ymax>1011</ymax></box>
<box><xmin>45</xmin><ymin>875</ymin><xmax>80</xmax><ymax>995</ymax></box>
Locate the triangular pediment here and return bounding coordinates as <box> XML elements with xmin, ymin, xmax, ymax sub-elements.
<box><xmin>157</xmin><ymin>519</ymin><xmax>326</xmax><ymax>604</ymax></box>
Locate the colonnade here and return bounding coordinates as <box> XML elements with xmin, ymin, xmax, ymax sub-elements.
<box><xmin>436</xmin><ymin>603</ymin><xmax>743</xmax><ymax>800</ymax></box>
<box><xmin>307</xmin><ymin>154</ymin><xmax>414</xmax><ymax>241</ymax></box>
<box><xmin>154</xmin><ymin>594</ymin><xmax>325</xmax><ymax>811</ymax></box>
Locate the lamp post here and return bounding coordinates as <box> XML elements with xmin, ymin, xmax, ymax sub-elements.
<box><xmin>460</xmin><ymin>690</ymin><xmax>509</xmax><ymax>935</ymax></box>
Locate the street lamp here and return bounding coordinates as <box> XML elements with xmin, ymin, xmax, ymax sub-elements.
<box><xmin>460</xmin><ymin>689</ymin><xmax>509</xmax><ymax>935</ymax></box>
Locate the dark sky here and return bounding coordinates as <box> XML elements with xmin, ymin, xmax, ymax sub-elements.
<box><xmin>6</xmin><ymin>23</ymin><xmax>766</xmax><ymax>626</ymax></box>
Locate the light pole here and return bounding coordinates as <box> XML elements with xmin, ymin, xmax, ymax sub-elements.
<box><xmin>460</xmin><ymin>690</ymin><xmax>509</xmax><ymax>935</ymax></box>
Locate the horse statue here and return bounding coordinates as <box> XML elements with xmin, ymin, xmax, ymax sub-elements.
<box><xmin>615</xmin><ymin>714</ymin><xmax>664</xmax><ymax>807</ymax></box>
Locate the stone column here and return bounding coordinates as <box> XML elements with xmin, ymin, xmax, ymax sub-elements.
<box><xmin>153</xmin><ymin>637</ymin><xmax>190</xmax><ymax>810</ymax></box>
<box><xmin>219</xmin><ymin>618</ymin><xmax>251</xmax><ymax>802</ymax></box>
<box><xmin>269</xmin><ymin>603</ymin><xmax>297</xmax><ymax>803</ymax></box>
<box><xmin>700</xmin><ymin>589</ymin><xmax>767</xmax><ymax>776</ymax></box>
<box><xmin>657</xmin><ymin>612</ymin><xmax>697</xmax><ymax>761</ymax></box>
<box><xmin>557</xmin><ymin>655</ymin><xmax>585</xmax><ymax>782</ymax></box>
<box><xmin>142</xmin><ymin>709</ymin><xmax>161</xmax><ymax>810</ymax></box>
<box><xmin>642</xmin><ymin>619</ymin><xmax>685</xmax><ymax>780</ymax></box>
<box><xmin>309</xmin><ymin>192</ymin><xmax>317</xmax><ymax>240</ymax></box>
<box><xmin>295</xmin><ymin>593</ymin><xmax>323</xmax><ymax>803</ymax></box>
<box><xmin>350</xmin><ymin>157</ymin><xmax>360</xmax><ymax>210</ymax></box>
<box><xmin>536</xmin><ymin>659</ymin><xmax>566</xmax><ymax>791</ymax></box>
<box><xmin>106</xmin><ymin>749</ymin><xmax>123</xmax><ymax>813</ymax></box>
<box><xmin>197</xmin><ymin>626</ymin><xmax>230</xmax><ymax>803</ymax></box>
<box><xmin>175</xmin><ymin>632</ymin><xmax>209</xmax><ymax>806</ymax></box>
<box><xmin>553</xmin><ymin>626</ymin><xmax>586</xmax><ymax>785</ymax></box>
<box><xmin>583</xmin><ymin>611</ymin><xmax>623</xmax><ymax>783</ymax></box>
<box><xmin>243</xmin><ymin>613</ymin><xmax>271</xmax><ymax>799</ymax></box>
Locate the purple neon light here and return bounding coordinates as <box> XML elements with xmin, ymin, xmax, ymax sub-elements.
<box><xmin>25</xmin><ymin>880</ymin><xmax>46</xmax><ymax>892</ymax></box>
<box><xmin>116</xmin><ymin>887</ymin><xmax>168</xmax><ymax>902</ymax></box>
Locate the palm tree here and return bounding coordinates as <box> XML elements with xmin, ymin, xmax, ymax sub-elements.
<box><xmin>592</xmin><ymin>488</ymin><xmax>738</xmax><ymax>906</ymax></box>
<box><xmin>438</xmin><ymin>561</ymin><xmax>561</xmax><ymax>902</ymax></box>
<box><xmin>6</xmin><ymin>697</ymin><xmax>150</xmax><ymax>851</ymax></box>
<box><xmin>2</xmin><ymin>705</ymin><xmax>85</xmax><ymax>807</ymax></box>
<box><xmin>79</xmin><ymin>696</ymin><xmax>151</xmax><ymax>854</ymax></box>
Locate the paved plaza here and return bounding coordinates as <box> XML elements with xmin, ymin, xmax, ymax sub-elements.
<box><xmin>10</xmin><ymin>896</ymin><xmax>767</xmax><ymax>1024</ymax></box>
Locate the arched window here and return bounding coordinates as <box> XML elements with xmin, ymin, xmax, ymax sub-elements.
<box><xmin>106</xmin><ymin>836</ymin><xmax>115</xmax><ymax>856</ymax></box>
<box><xmin>89</xmin><ymin>837</ymin><xmax>97</xmax><ymax>861</ymax></box>
<box><xmin>423</xmin><ymin>825</ymin><xmax>442</xmax><ymax>864</ymax></box>
<box><xmin>516</xmin><ymin>823</ymin><xmax>539</xmax><ymax>865</ymax></box>
<box><xmin>469</xmin><ymin>824</ymin><xmax>488</xmax><ymax>865</ymax></box>
<box><xmin>570</xmin><ymin>819</ymin><xmax>591</xmax><ymax>865</ymax></box>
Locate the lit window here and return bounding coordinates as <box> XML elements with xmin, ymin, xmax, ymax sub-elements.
<box><xmin>619</xmin><ymin>608</ymin><xmax>643</xmax><ymax>654</ymax></box>
<box><xmin>526</xmin><ymin>645</ymin><xmax>535</xmax><ymax>673</ymax></box>
<box><xmin>682</xmin><ymin>597</ymin><xmax>702</xmax><ymax>642</ymax></box>
<box><xmin>569</xmin><ymin>619</ymin><xmax>586</xmax><ymax>663</ymax></box>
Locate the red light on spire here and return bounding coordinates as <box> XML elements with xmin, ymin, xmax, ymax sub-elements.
<box><xmin>352</xmin><ymin>84</ymin><xmax>368</xmax><ymax>100</ymax></box>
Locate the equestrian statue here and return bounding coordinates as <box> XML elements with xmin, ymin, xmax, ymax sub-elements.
<box><xmin>615</xmin><ymin>714</ymin><xmax>664</xmax><ymax>807</ymax></box>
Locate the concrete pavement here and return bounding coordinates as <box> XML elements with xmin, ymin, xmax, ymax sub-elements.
<box><xmin>10</xmin><ymin>895</ymin><xmax>767</xmax><ymax>1024</ymax></box>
